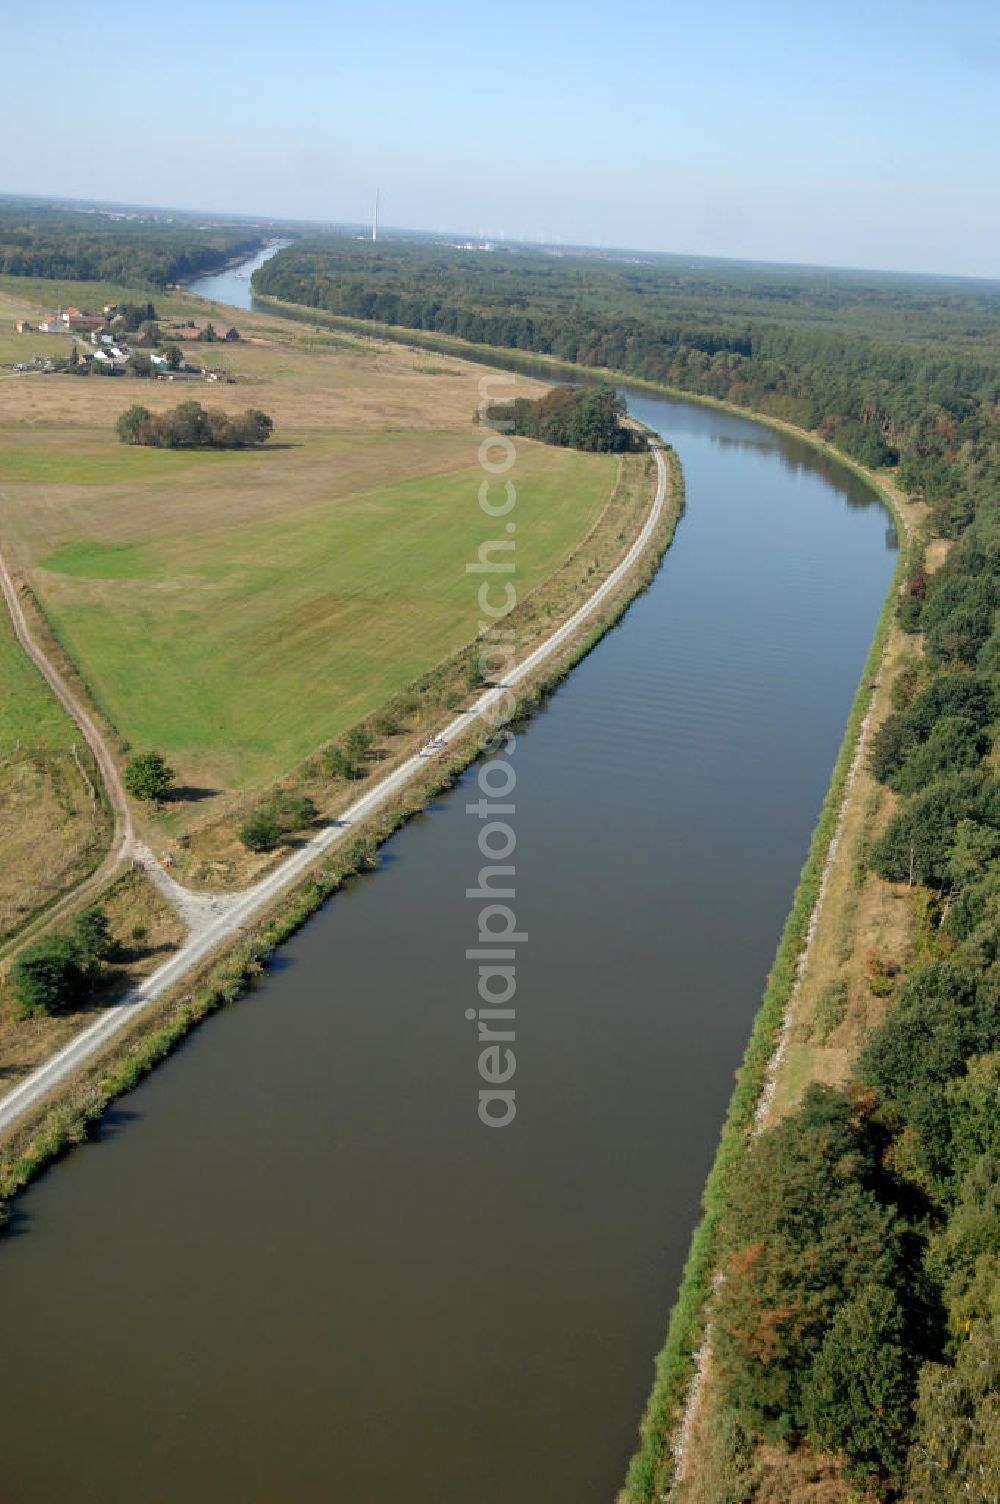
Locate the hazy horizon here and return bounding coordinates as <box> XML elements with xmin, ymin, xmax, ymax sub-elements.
<box><xmin>9</xmin><ymin>188</ymin><xmax>1000</xmax><ymax>289</ymax></box>
<box><xmin>4</xmin><ymin>0</ymin><xmax>999</xmax><ymax>280</ymax></box>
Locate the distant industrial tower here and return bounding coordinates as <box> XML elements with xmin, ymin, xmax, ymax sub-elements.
<box><xmin>373</xmin><ymin>189</ymin><xmax>380</xmax><ymax>242</ymax></box>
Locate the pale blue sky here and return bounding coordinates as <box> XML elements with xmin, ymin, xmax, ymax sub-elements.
<box><xmin>4</xmin><ymin>0</ymin><xmax>999</xmax><ymax>276</ymax></box>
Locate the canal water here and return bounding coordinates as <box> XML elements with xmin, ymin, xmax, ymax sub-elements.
<box><xmin>0</xmin><ymin>265</ymin><xmax>897</xmax><ymax>1502</ymax></box>
<box><xmin>186</xmin><ymin>240</ymin><xmax>287</xmax><ymax>306</ymax></box>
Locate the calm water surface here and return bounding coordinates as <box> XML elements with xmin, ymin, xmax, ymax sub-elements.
<box><xmin>0</xmin><ymin>273</ymin><xmax>897</xmax><ymax>1501</ymax></box>
<box><xmin>186</xmin><ymin>240</ymin><xmax>287</xmax><ymax>306</ymax></box>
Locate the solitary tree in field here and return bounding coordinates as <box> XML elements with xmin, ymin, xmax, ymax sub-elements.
<box><xmin>124</xmin><ymin>750</ymin><xmax>175</xmax><ymax>802</ymax></box>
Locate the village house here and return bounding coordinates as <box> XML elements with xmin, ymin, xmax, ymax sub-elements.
<box><xmin>39</xmin><ymin>314</ymin><xmax>67</xmax><ymax>334</ymax></box>
<box><xmin>65</xmin><ymin>312</ymin><xmax>104</xmax><ymax>332</ymax></box>
<box><xmin>177</xmin><ymin>325</ymin><xmax>203</xmax><ymax>340</ymax></box>
<box><xmin>92</xmin><ymin>348</ymin><xmax>127</xmax><ymax>372</ymax></box>
<box><xmin>15</xmin><ymin>319</ymin><xmax>34</xmax><ymax>334</ymax></box>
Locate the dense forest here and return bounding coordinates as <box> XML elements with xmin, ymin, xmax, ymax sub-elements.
<box><xmin>482</xmin><ymin>385</ymin><xmax>637</xmax><ymax>452</ymax></box>
<box><xmin>255</xmin><ymin>239</ymin><xmax>1000</xmax><ymax>539</ymax></box>
<box><xmin>0</xmin><ymin>201</ymin><xmax>265</xmax><ymax>287</ymax></box>
<box><xmin>256</xmin><ymin>236</ymin><xmax>1000</xmax><ymax>1496</ymax></box>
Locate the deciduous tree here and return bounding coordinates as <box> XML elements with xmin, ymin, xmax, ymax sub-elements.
<box><xmin>124</xmin><ymin>750</ymin><xmax>175</xmax><ymax>802</ymax></box>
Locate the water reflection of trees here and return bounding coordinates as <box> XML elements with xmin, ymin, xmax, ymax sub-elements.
<box><xmin>708</xmin><ymin>431</ymin><xmax>886</xmax><ymax>513</ymax></box>
<box><xmin>623</xmin><ymin>393</ymin><xmax>885</xmax><ymax>514</ymax></box>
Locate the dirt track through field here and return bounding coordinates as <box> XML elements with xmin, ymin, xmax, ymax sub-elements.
<box><xmin>0</xmin><ymin>541</ymin><xmax>132</xmax><ymax>953</ymax></box>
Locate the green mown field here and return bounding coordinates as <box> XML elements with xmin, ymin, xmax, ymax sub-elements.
<box><xmin>27</xmin><ymin>441</ymin><xmax>616</xmax><ymax>788</ymax></box>
<box><xmin>0</xmin><ymin>443</ymin><xmax>212</xmax><ymax>485</ymax></box>
<box><xmin>0</xmin><ymin>600</ymin><xmax>77</xmax><ymax>754</ymax></box>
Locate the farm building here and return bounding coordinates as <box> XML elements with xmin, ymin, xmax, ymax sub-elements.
<box><xmin>93</xmin><ymin>349</ymin><xmax>126</xmax><ymax>371</ymax></box>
